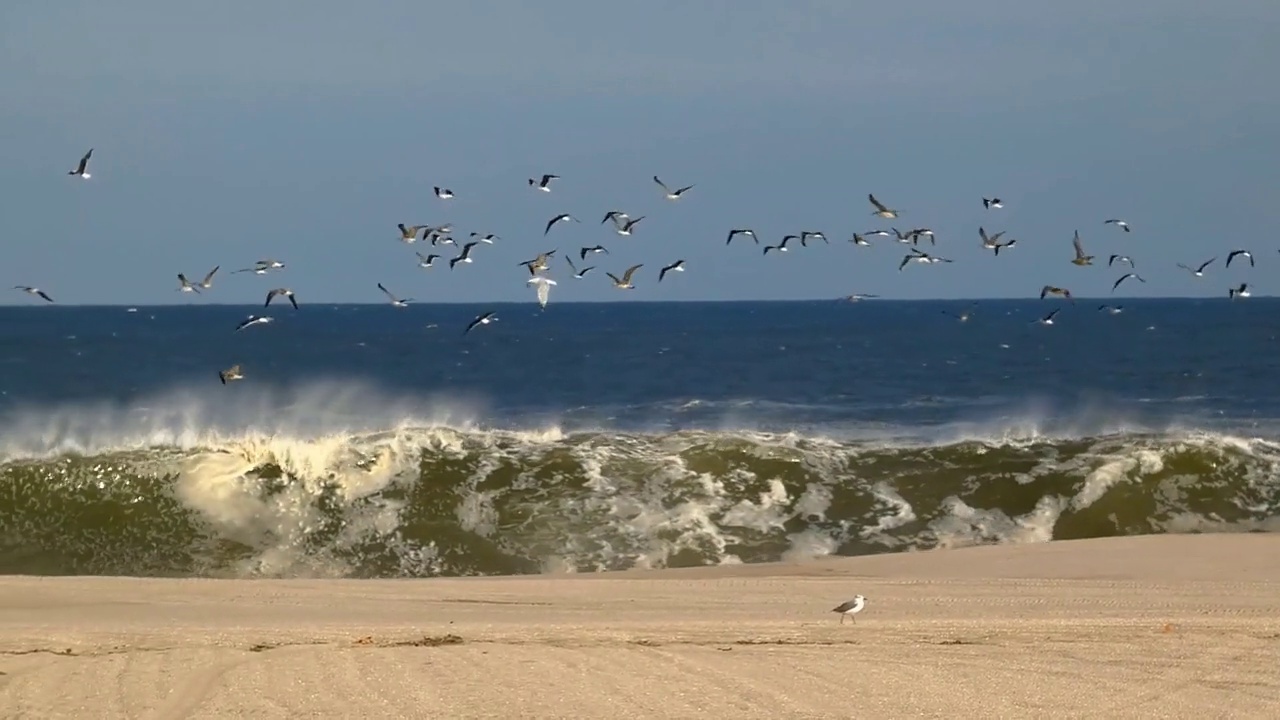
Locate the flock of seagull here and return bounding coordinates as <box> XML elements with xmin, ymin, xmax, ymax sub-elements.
<box><xmin>18</xmin><ymin>149</ymin><xmax>1264</xmax><ymax>384</ymax></box>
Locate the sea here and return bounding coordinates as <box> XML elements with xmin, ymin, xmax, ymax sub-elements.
<box><xmin>1</xmin><ymin>298</ymin><xmax>1277</xmax><ymax>579</ymax></box>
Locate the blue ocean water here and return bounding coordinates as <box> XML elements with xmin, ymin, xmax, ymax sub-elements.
<box><xmin>1</xmin><ymin>299</ymin><xmax>1277</xmax><ymax>578</ymax></box>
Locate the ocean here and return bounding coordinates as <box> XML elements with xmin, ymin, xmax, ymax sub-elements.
<box><xmin>1</xmin><ymin>298</ymin><xmax>1277</xmax><ymax>578</ymax></box>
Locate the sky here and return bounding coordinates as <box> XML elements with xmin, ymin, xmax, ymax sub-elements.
<box><xmin>1</xmin><ymin>1</ymin><xmax>1278</xmax><ymax>305</ymax></box>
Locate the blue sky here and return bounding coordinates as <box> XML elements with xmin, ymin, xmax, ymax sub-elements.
<box><xmin>2</xmin><ymin>1</ymin><xmax>1277</xmax><ymax>305</ymax></box>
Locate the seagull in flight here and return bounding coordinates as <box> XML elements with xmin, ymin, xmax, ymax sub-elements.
<box><xmin>979</xmin><ymin>227</ymin><xmax>1006</xmax><ymax>251</ymax></box>
<box><xmin>943</xmin><ymin>304</ymin><xmax>978</xmax><ymax>322</ymax></box>
<box><xmin>416</xmin><ymin>252</ymin><xmax>440</xmax><ymax>268</ymax></box>
<box><xmin>544</xmin><ymin>213</ymin><xmax>580</xmax><ymax>236</ymax></box>
<box><xmin>564</xmin><ymin>256</ymin><xmax>594</xmax><ymax>278</ymax></box>
<box><xmin>1036</xmin><ymin>309</ymin><xmax>1062</xmax><ymax>325</ymax></box>
<box><xmin>1112</xmin><ymin>273</ymin><xmax>1146</xmax><ymax>292</ymax></box>
<box><xmin>1071</xmin><ymin>232</ymin><xmax>1094</xmax><ymax>266</ymax></box>
<box><xmin>898</xmin><ymin>248</ymin><xmax>952</xmax><ymax>271</ymax></box>
<box><xmin>654</xmin><ymin>176</ymin><xmax>694</xmax><ymax>200</ymax></box>
<box><xmin>607</xmin><ymin>264</ymin><xmax>643</xmax><ymax>289</ymax></box>
<box><xmin>218</xmin><ymin>364</ymin><xmax>244</xmax><ymax>385</ymax></box>
<box><xmin>658</xmin><ymin>260</ymin><xmax>685</xmax><ymax>282</ymax></box>
<box><xmin>527</xmin><ymin>272</ymin><xmax>557</xmax><ymax>309</ymax></box>
<box><xmin>1109</xmin><ymin>254</ymin><xmax>1135</xmax><ymax>269</ymax></box>
<box><xmin>763</xmin><ymin>235</ymin><xmax>795</xmax><ymax>255</ymax></box>
<box><xmin>265</xmin><ymin>288</ymin><xmax>298</xmax><ymax>309</ymax></box>
<box><xmin>800</xmin><ymin>231</ymin><xmax>829</xmax><ymax>247</ymax></box>
<box><xmin>377</xmin><ymin>282</ymin><xmax>412</xmax><ymax>307</ymax></box>
<box><xmin>1226</xmin><ymin>250</ymin><xmax>1254</xmax><ymax>268</ymax></box>
<box><xmin>235</xmin><ymin>259</ymin><xmax>285</xmax><ymax>274</ymax></box>
<box><xmin>1230</xmin><ymin>283</ymin><xmax>1251</xmax><ymax>299</ymax></box>
<box><xmin>890</xmin><ymin>228</ymin><xmax>914</xmax><ymax>244</ymax></box>
<box><xmin>1178</xmin><ymin>258</ymin><xmax>1215</xmax><ymax>277</ymax></box>
<box><xmin>235</xmin><ymin>315</ymin><xmax>273</xmax><ymax>332</ymax></box>
<box><xmin>983</xmin><ymin>197</ymin><xmax>1003</xmax><ymax>209</ymax></box>
<box><xmin>450</xmin><ymin>241</ymin><xmax>480</xmax><ymax>269</ymax></box>
<box><xmin>398</xmin><ymin>224</ymin><xmax>429</xmax><ymax>243</ymax></box>
<box><xmin>464</xmin><ymin>311</ymin><xmax>497</xmax><ymax>335</ymax></box>
<box><xmin>611</xmin><ymin>215</ymin><xmax>645</xmax><ymax>236</ymax></box>
<box><xmin>469</xmin><ymin>232</ymin><xmax>499</xmax><ymax>244</ymax></box>
<box><xmin>433</xmin><ymin>186</ymin><xmax>454</xmax><ymax>200</ymax></box>
<box><xmin>868</xmin><ymin>194</ymin><xmax>900</xmax><ymax>219</ymax></box>
<box><xmin>528</xmin><ymin>174</ymin><xmax>559</xmax><ymax>192</ymax></box>
<box><xmin>1104</xmin><ymin>219</ymin><xmax>1131</xmax><ymax>232</ymax></box>
<box><xmin>726</xmin><ymin>228</ymin><xmax>758</xmax><ymax>245</ymax></box>
<box><xmin>850</xmin><ymin>233</ymin><xmax>872</xmax><ymax>246</ymax></box>
<box><xmin>1040</xmin><ymin>285</ymin><xmax>1074</xmax><ymax>302</ymax></box>
<box><xmin>520</xmin><ymin>251</ymin><xmax>556</xmax><ymax>272</ymax></box>
<box><xmin>841</xmin><ymin>293</ymin><xmax>880</xmax><ymax>302</ymax></box>
<box><xmin>68</xmin><ymin>148</ymin><xmax>93</xmax><ymax>179</ymax></box>
<box><xmin>1098</xmin><ymin>304</ymin><xmax>1124</xmax><ymax>315</ymax></box>
<box><xmin>580</xmin><ymin>245</ymin><xmax>608</xmax><ymax>260</ymax></box>
<box><xmin>601</xmin><ymin>210</ymin><xmax>630</xmax><ymax>225</ymax></box>
<box><xmin>177</xmin><ymin>273</ymin><xmax>202</xmax><ymax>293</ymax></box>
<box><xmin>14</xmin><ymin>286</ymin><xmax>54</xmax><ymax>303</ymax></box>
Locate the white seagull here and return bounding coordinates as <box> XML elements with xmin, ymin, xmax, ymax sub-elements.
<box><xmin>14</xmin><ymin>286</ymin><xmax>54</xmax><ymax>303</ymax></box>
<box><xmin>470</xmin><ymin>232</ymin><xmax>499</xmax><ymax>244</ymax></box>
<box><xmin>218</xmin><ymin>364</ymin><xmax>244</xmax><ymax>385</ymax></box>
<box><xmin>1178</xmin><ymin>258</ymin><xmax>1216</xmax><ymax>277</ymax></box>
<box><xmin>528</xmin><ymin>174</ymin><xmax>559</xmax><ymax>192</ymax></box>
<box><xmin>654</xmin><ymin>175</ymin><xmax>694</xmax><ymax>200</ymax></box>
<box><xmin>565</xmin><ymin>256</ymin><xmax>594</xmax><ymax>278</ymax></box>
<box><xmin>1109</xmin><ymin>254</ymin><xmax>1135</xmax><ymax>269</ymax></box>
<box><xmin>378</xmin><ymin>282</ymin><xmax>412</xmax><ymax>307</ymax></box>
<box><xmin>265</xmin><ymin>288</ymin><xmax>298</xmax><ymax>309</ymax></box>
<box><xmin>177</xmin><ymin>273</ymin><xmax>202</xmax><ymax>293</ymax></box>
<box><xmin>464</xmin><ymin>311</ymin><xmax>497</xmax><ymax>335</ymax></box>
<box><xmin>658</xmin><ymin>260</ymin><xmax>685</xmax><ymax>282</ymax></box>
<box><xmin>831</xmin><ymin>596</ymin><xmax>866</xmax><ymax>624</ymax></box>
<box><xmin>68</xmin><ymin>148</ymin><xmax>93</xmax><ymax>179</ymax></box>
<box><xmin>527</xmin><ymin>272</ymin><xmax>557</xmax><ymax>309</ymax></box>
<box><xmin>1226</xmin><ymin>249</ymin><xmax>1254</xmax><ymax>268</ymax></box>
<box><xmin>450</xmin><ymin>241</ymin><xmax>480</xmax><ymax>269</ymax></box>
<box><xmin>1112</xmin><ymin>273</ymin><xmax>1146</xmax><ymax>292</ymax></box>
<box><xmin>1230</xmin><ymin>283</ymin><xmax>1251</xmax><ymax>299</ymax></box>
<box><xmin>1104</xmin><ymin>219</ymin><xmax>1131</xmax><ymax>232</ymax></box>
<box><xmin>235</xmin><ymin>315</ymin><xmax>274</xmax><ymax>331</ymax></box>
<box><xmin>544</xmin><ymin>213</ymin><xmax>580</xmax><ymax>236</ymax></box>
<box><xmin>416</xmin><ymin>252</ymin><xmax>440</xmax><ymax>268</ymax></box>
<box><xmin>611</xmin><ymin>215</ymin><xmax>645</xmax><ymax>236</ymax></box>
<box><xmin>433</xmin><ymin>186</ymin><xmax>454</xmax><ymax>200</ymax></box>
<box><xmin>983</xmin><ymin>197</ymin><xmax>1003</xmax><ymax>209</ymax></box>
<box><xmin>1036</xmin><ymin>308</ymin><xmax>1061</xmax><ymax>326</ymax></box>
<box><xmin>869</xmin><ymin>193</ymin><xmax>900</xmax><ymax>219</ymax></box>
<box><xmin>197</xmin><ymin>266</ymin><xmax>220</xmax><ymax>290</ymax></box>
<box><xmin>726</xmin><ymin>228</ymin><xmax>758</xmax><ymax>245</ymax></box>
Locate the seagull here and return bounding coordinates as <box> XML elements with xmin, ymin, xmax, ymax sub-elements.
<box><xmin>527</xmin><ymin>273</ymin><xmax>557</xmax><ymax>309</ymax></box>
<box><xmin>1071</xmin><ymin>231</ymin><xmax>1094</xmax><ymax>266</ymax></box>
<box><xmin>528</xmin><ymin>174</ymin><xmax>559</xmax><ymax>192</ymax></box>
<box><xmin>763</xmin><ymin>235</ymin><xmax>795</xmax><ymax>255</ymax></box>
<box><xmin>68</xmin><ymin>148</ymin><xmax>93</xmax><ymax>179</ymax></box>
<box><xmin>464</xmin><ymin>311</ymin><xmax>497</xmax><ymax>335</ymax></box>
<box><xmin>658</xmin><ymin>260</ymin><xmax>685</xmax><ymax>282</ymax></box>
<box><xmin>601</xmin><ymin>211</ymin><xmax>630</xmax><ymax>225</ymax></box>
<box><xmin>1226</xmin><ymin>250</ymin><xmax>1254</xmax><ymax>268</ymax></box>
<box><xmin>868</xmin><ymin>194</ymin><xmax>900</xmax><ymax>219</ymax></box>
<box><xmin>520</xmin><ymin>251</ymin><xmax>556</xmax><ymax>272</ymax></box>
<box><xmin>1109</xmin><ymin>254</ymin><xmax>1135</xmax><ymax>269</ymax></box>
<box><xmin>1230</xmin><ymin>283</ymin><xmax>1251</xmax><ymax>299</ymax></box>
<box><xmin>430</xmin><ymin>233</ymin><xmax>457</xmax><ymax>247</ymax></box>
<box><xmin>564</xmin><ymin>256</ymin><xmax>594</xmax><ymax>278</ymax></box>
<box><xmin>862</xmin><ymin>230</ymin><xmax>892</xmax><ymax>238</ymax></box>
<box><xmin>890</xmin><ymin>228</ymin><xmax>914</xmax><ymax>244</ymax></box>
<box><xmin>257</xmin><ymin>260</ymin><xmax>285</xmax><ymax>270</ymax></box>
<box><xmin>470</xmin><ymin>232</ymin><xmax>499</xmax><ymax>244</ymax></box>
<box><xmin>908</xmin><ymin>228</ymin><xmax>935</xmax><ymax>246</ymax></box>
<box><xmin>433</xmin><ymin>186</ymin><xmax>454</xmax><ymax>200</ymax></box>
<box><xmin>544</xmin><ymin>213</ymin><xmax>579</xmax><ymax>236</ymax></box>
<box><xmin>993</xmin><ymin>239</ymin><xmax>1017</xmax><ymax>256</ymax></box>
<box><xmin>265</xmin><ymin>288</ymin><xmax>298</xmax><ymax>309</ymax></box>
<box><xmin>378</xmin><ymin>282</ymin><xmax>412</xmax><ymax>307</ymax></box>
<box><xmin>800</xmin><ymin>231</ymin><xmax>829</xmax><ymax>247</ymax></box>
<box><xmin>13</xmin><ymin>286</ymin><xmax>54</xmax><ymax>303</ymax></box>
<box><xmin>197</xmin><ymin>266</ymin><xmax>220</xmax><ymax>290</ymax></box>
<box><xmin>218</xmin><ymin>364</ymin><xmax>244</xmax><ymax>385</ymax></box>
<box><xmin>1040</xmin><ymin>285</ymin><xmax>1073</xmax><ymax>302</ymax></box>
<box><xmin>850</xmin><ymin>233</ymin><xmax>872</xmax><ymax>246</ymax></box>
<box><xmin>416</xmin><ymin>252</ymin><xmax>440</xmax><ymax>268</ymax></box>
<box><xmin>235</xmin><ymin>315</ymin><xmax>274</xmax><ymax>332</ymax></box>
<box><xmin>580</xmin><ymin>245</ymin><xmax>609</xmax><ymax>260</ymax></box>
<box><xmin>943</xmin><ymin>304</ymin><xmax>978</xmax><ymax>322</ymax></box>
<box><xmin>1104</xmin><ymin>219</ymin><xmax>1131</xmax><ymax>232</ymax></box>
<box><xmin>654</xmin><ymin>176</ymin><xmax>694</xmax><ymax>200</ymax></box>
<box><xmin>1112</xmin><ymin>273</ymin><xmax>1146</xmax><ymax>292</ymax></box>
<box><xmin>983</xmin><ymin>197</ymin><xmax>1003</xmax><ymax>209</ymax></box>
<box><xmin>607</xmin><ymin>264</ymin><xmax>643</xmax><ymax>289</ymax></box>
<box><xmin>1178</xmin><ymin>258</ymin><xmax>1215</xmax><ymax>277</ymax></box>
<box><xmin>177</xmin><ymin>274</ymin><xmax>202</xmax><ymax>293</ymax></box>
<box><xmin>726</xmin><ymin>228</ymin><xmax>758</xmax><ymax>245</ymax></box>
<box><xmin>398</xmin><ymin>224</ymin><xmax>429</xmax><ymax>243</ymax></box>
<box><xmin>898</xmin><ymin>248</ymin><xmax>952</xmax><ymax>271</ymax></box>
<box><xmin>612</xmin><ymin>215</ymin><xmax>645</xmax><ymax>236</ymax></box>
<box><xmin>1036</xmin><ymin>308</ymin><xmax>1061</xmax><ymax>326</ymax></box>
<box><xmin>979</xmin><ymin>227</ymin><xmax>1006</xmax><ymax>251</ymax></box>
<box><xmin>234</xmin><ymin>259</ymin><xmax>285</xmax><ymax>275</ymax></box>
<box><xmin>842</xmin><ymin>293</ymin><xmax>880</xmax><ymax>302</ymax></box>
<box><xmin>1097</xmin><ymin>304</ymin><xmax>1124</xmax><ymax>315</ymax></box>
<box><xmin>831</xmin><ymin>596</ymin><xmax>866</xmax><ymax>625</ymax></box>
<box><xmin>450</xmin><ymin>241</ymin><xmax>480</xmax><ymax>269</ymax></box>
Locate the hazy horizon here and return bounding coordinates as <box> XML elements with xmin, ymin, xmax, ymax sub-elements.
<box><xmin>3</xmin><ymin>2</ymin><xmax>1277</xmax><ymax>305</ymax></box>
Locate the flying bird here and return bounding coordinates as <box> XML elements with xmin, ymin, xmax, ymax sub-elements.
<box><xmin>377</xmin><ymin>282</ymin><xmax>412</xmax><ymax>307</ymax></box>
<box><xmin>433</xmin><ymin>186</ymin><xmax>454</xmax><ymax>199</ymax></box>
<box><xmin>1112</xmin><ymin>273</ymin><xmax>1146</xmax><ymax>292</ymax></box>
<box><xmin>68</xmin><ymin>148</ymin><xmax>93</xmax><ymax>179</ymax></box>
<box><xmin>527</xmin><ymin>273</ymin><xmax>557</xmax><ymax>309</ymax></box>
<box><xmin>464</xmin><ymin>311</ymin><xmax>497</xmax><ymax>335</ymax></box>
<box><xmin>898</xmin><ymin>248</ymin><xmax>952</xmax><ymax>271</ymax></box>
<box><xmin>470</xmin><ymin>233</ymin><xmax>499</xmax><ymax>244</ymax></box>
<box><xmin>983</xmin><ymin>197</ymin><xmax>1003</xmax><ymax>209</ymax></box>
<box><xmin>607</xmin><ymin>264</ymin><xmax>643</xmax><ymax>290</ymax></box>
<box><xmin>612</xmin><ymin>215</ymin><xmax>645</xmax><ymax>236</ymax></box>
<box><xmin>800</xmin><ymin>231</ymin><xmax>829</xmax><ymax>247</ymax></box>
<box><xmin>1226</xmin><ymin>250</ymin><xmax>1254</xmax><ymax>268</ymax></box>
<box><xmin>993</xmin><ymin>239</ymin><xmax>1017</xmax><ymax>256</ymax></box>
<box><xmin>654</xmin><ymin>176</ymin><xmax>694</xmax><ymax>200</ymax></box>
<box><xmin>1177</xmin><ymin>258</ymin><xmax>1215</xmax><ymax>277</ymax></box>
<box><xmin>235</xmin><ymin>315</ymin><xmax>273</xmax><ymax>332</ymax></box>
<box><xmin>658</xmin><ymin>260</ymin><xmax>685</xmax><ymax>282</ymax></box>
<box><xmin>1036</xmin><ymin>309</ymin><xmax>1062</xmax><ymax>325</ymax></box>
<box><xmin>979</xmin><ymin>227</ymin><xmax>1006</xmax><ymax>251</ymax></box>
<box><xmin>177</xmin><ymin>274</ymin><xmax>202</xmax><ymax>293</ymax></box>
<box><xmin>265</xmin><ymin>288</ymin><xmax>298</xmax><ymax>309</ymax></box>
<box><xmin>218</xmin><ymin>364</ymin><xmax>244</xmax><ymax>385</ymax></box>
<box><xmin>1040</xmin><ymin>285</ymin><xmax>1073</xmax><ymax>302</ymax></box>
<box><xmin>850</xmin><ymin>233</ymin><xmax>872</xmax><ymax>246</ymax></box>
<box><xmin>564</xmin><ymin>256</ymin><xmax>594</xmax><ymax>278</ymax></box>
<box><xmin>763</xmin><ymin>235</ymin><xmax>796</xmax><ymax>255</ymax></box>
<box><xmin>1104</xmin><ymin>219</ymin><xmax>1131</xmax><ymax>232</ymax></box>
<box><xmin>13</xmin><ymin>286</ymin><xmax>54</xmax><ymax>303</ymax></box>
<box><xmin>520</xmin><ymin>251</ymin><xmax>556</xmax><ymax>272</ymax></box>
<box><xmin>398</xmin><ymin>224</ymin><xmax>429</xmax><ymax>243</ymax></box>
<box><xmin>842</xmin><ymin>293</ymin><xmax>880</xmax><ymax>302</ymax></box>
<box><xmin>450</xmin><ymin>241</ymin><xmax>480</xmax><ymax>269</ymax></box>
<box><xmin>601</xmin><ymin>210</ymin><xmax>630</xmax><ymax>225</ymax></box>
<box><xmin>528</xmin><ymin>174</ymin><xmax>559</xmax><ymax>192</ymax></box>
<box><xmin>416</xmin><ymin>252</ymin><xmax>440</xmax><ymax>269</ymax></box>
<box><xmin>868</xmin><ymin>194</ymin><xmax>900</xmax><ymax>219</ymax></box>
<box><xmin>726</xmin><ymin>228</ymin><xmax>758</xmax><ymax>245</ymax></box>
<box><xmin>1230</xmin><ymin>283</ymin><xmax>1251</xmax><ymax>299</ymax></box>
<box><xmin>831</xmin><ymin>596</ymin><xmax>866</xmax><ymax>625</ymax></box>
<box><xmin>1109</xmin><ymin>254</ymin><xmax>1135</xmax><ymax>269</ymax></box>
<box><xmin>1071</xmin><ymin>232</ymin><xmax>1094</xmax><ymax>266</ymax></box>
<box><xmin>1098</xmin><ymin>305</ymin><xmax>1124</xmax><ymax>315</ymax></box>
<box><xmin>890</xmin><ymin>228</ymin><xmax>914</xmax><ymax>244</ymax></box>
<box><xmin>544</xmin><ymin>213</ymin><xmax>579</xmax><ymax>236</ymax></box>
<box><xmin>908</xmin><ymin>228</ymin><xmax>934</xmax><ymax>245</ymax></box>
<box><xmin>580</xmin><ymin>245</ymin><xmax>609</xmax><ymax>260</ymax></box>
<box><xmin>943</xmin><ymin>304</ymin><xmax>978</xmax><ymax>322</ymax></box>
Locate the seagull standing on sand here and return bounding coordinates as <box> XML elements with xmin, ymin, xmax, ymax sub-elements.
<box><xmin>14</xmin><ymin>286</ymin><xmax>54</xmax><ymax>303</ymax></box>
<box><xmin>265</xmin><ymin>288</ymin><xmax>298</xmax><ymax>309</ymax></box>
<box><xmin>831</xmin><ymin>596</ymin><xmax>866</xmax><ymax>624</ymax></box>
<box><xmin>544</xmin><ymin>213</ymin><xmax>580</xmax><ymax>236</ymax></box>
<box><xmin>528</xmin><ymin>174</ymin><xmax>559</xmax><ymax>192</ymax></box>
<box><xmin>607</xmin><ymin>264</ymin><xmax>643</xmax><ymax>290</ymax></box>
<box><xmin>658</xmin><ymin>260</ymin><xmax>685</xmax><ymax>282</ymax></box>
<box><xmin>68</xmin><ymin>148</ymin><xmax>93</xmax><ymax>179</ymax></box>
<box><xmin>654</xmin><ymin>176</ymin><xmax>694</xmax><ymax>200</ymax></box>
<box><xmin>377</xmin><ymin>283</ymin><xmax>412</xmax><ymax>307</ymax></box>
<box><xmin>868</xmin><ymin>194</ymin><xmax>900</xmax><ymax>219</ymax></box>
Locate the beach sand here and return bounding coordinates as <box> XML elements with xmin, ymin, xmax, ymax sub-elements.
<box><xmin>3</xmin><ymin>533</ymin><xmax>1279</xmax><ymax>719</ymax></box>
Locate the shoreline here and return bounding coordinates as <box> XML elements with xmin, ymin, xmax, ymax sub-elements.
<box><xmin>4</xmin><ymin>534</ymin><xmax>1280</xmax><ymax>717</ymax></box>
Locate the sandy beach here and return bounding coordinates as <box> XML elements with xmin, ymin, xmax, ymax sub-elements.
<box><xmin>3</xmin><ymin>533</ymin><xmax>1279</xmax><ymax>719</ymax></box>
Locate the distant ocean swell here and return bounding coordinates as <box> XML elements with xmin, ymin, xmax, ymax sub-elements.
<box><xmin>1</xmin><ymin>387</ymin><xmax>1277</xmax><ymax>578</ymax></box>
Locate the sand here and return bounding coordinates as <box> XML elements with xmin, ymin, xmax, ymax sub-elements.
<box><xmin>3</xmin><ymin>534</ymin><xmax>1280</xmax><ymax>719</ymax></box>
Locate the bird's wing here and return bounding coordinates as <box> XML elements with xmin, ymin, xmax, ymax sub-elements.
<box><xmin>869</xmin><ymin>194</ymin><xmax>888</xmax><ymax>212</ymax></box>
<box><xmin>622</xmin><ymin>264</ymin><xmax>643</xmax><ymax>282</ymax></box>
<box><xmin>203</xmin><ymin>266</ymin><xmax>220</xmax><ymax>283</ymax></box>
<box><xmin>653</xmin><ymin>176</ymin><xmax>669</xmax><ymax>192</ymax></box>
<box><xmin>1073</xmin><ymin>234</ymin><xmax>1085</xmax><ymax>257</ymax></box>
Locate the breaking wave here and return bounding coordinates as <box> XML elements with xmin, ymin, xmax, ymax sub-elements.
<box><xmin>1</xmin><ymin>381</ymin><xmax>1277</xmax><ymax>578</ymax></box>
